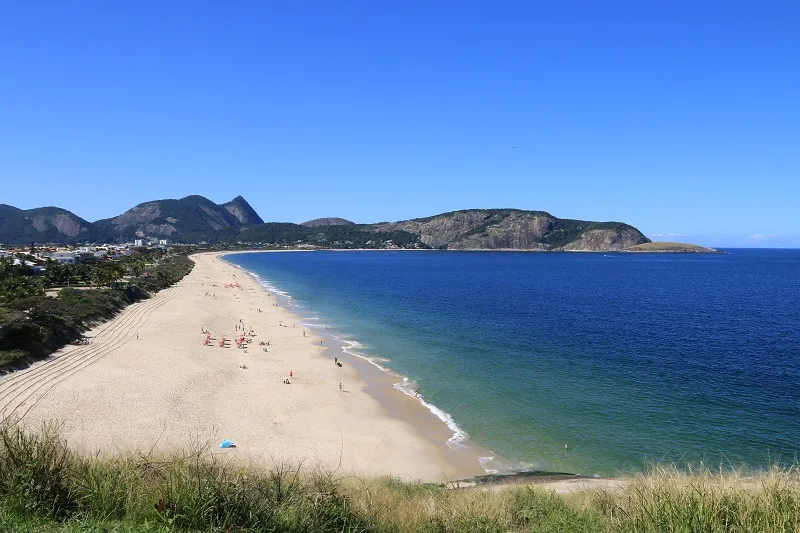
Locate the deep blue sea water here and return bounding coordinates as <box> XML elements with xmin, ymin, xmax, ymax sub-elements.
<box><xmin>225</xmin><ymin>250</ymin><xmax>800</xmax><ymax>476</ymax></box>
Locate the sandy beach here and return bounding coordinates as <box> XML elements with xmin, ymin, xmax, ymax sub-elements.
<box><xmin>0</xmin><ymin>253</ymin><xmax>484</xmax><ymax>482</ymax></box>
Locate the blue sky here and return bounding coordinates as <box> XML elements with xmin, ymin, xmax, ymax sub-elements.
<box><xmin>1</xmin><ymin>1</ymin><xmax>798</xmax><ymax>247</ymax></box>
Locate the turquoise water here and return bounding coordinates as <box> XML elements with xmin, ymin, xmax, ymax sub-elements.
<box><xmin>224</xmin><ymin>250</ymin><xmax>800</xmax><ymax>476</ymax></box>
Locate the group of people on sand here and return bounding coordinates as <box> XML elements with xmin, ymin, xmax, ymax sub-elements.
<box><xmin>204</xmin><ymin>290</ymin><xmax>348</xmax><ymax>394</ymax></box>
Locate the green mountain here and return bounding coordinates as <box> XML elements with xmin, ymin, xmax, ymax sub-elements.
<box><xmin>222</xmin><ymin>195</ymin><xmax>264</xmax><ymax>225</ymax></box>
<box><xmin>91</xmin><ymin>195</ymin><xmax>260</xmax><ymax>241</ymax></box>
<box><xmin>0</xmin><ymin>204</ymin><xmax>92</xmax><ymax>245</ymax></box>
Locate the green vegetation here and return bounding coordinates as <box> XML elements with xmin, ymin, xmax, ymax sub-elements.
<box><xmin>0</xmin><ymin>423</ymin><xmax>797</xmax><ymax>532</ymax></box>
<box><xmin>538</xmin><ymin>220</ymin><xmax>637</xmax><ymax>249</ymax></box>
<box><xmin>0</xmin><ymin>261</ymin><xmax>44</xmax><ymax>304</ymax></box>
<box><xmin>0</xmin><ymin>205</ymin><xmax>92</xmax><ymax>245</ymax></box>
<box><xmin>182</xmin><ymin>222</ymin><xmax>427</xmax><ymax>249</ymax></box>
<box><xmin>625</xmin><ymin>242</ymin><xmax>720</xmax><ymax>253</ymax></box>
<box><xmin>396</xmin><ymin>208</ymin><xmax>554</xmax><ymax>225</ymax></box>
<box><xmin>0</xmin><ymin>252</ymin><xmax>193</xmax><ymax>370</ymax></box>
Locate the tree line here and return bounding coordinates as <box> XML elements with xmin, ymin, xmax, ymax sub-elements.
<box><xmin>0</xmin><ymin>250</ymin><xmax>194</xmax><ymax>370</ymax></box>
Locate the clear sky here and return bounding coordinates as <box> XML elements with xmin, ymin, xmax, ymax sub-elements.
<box><xmin>1</xmin><ymin>1</ymin><xmax>798</xmax><ymax>247</ymax></box>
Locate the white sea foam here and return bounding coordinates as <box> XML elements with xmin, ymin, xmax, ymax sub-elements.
<box><xmin>393</xmin><ymin>378</ymin><xmax>470</xmax><ymax>448</ymax></box>
<box><xmin>479</xmin><ymin>456</ymin><xmax>499</xmax><ymax>475</ymax></box>
<box><xmin>341</xmin><ymin>341</ymin><xmax>392</xmax><ymax>372</ymax></box>
<box><xmin>477</xmin><ymin>455</ymin><xmax>537</xmax><ymax>476</ymax></box>
<box><xmin>251</xmin><ymin>276</ymin><xmax>290</xmax><ymax>298</ymax></box>
<box><xmin>334</xmin><ymin>336</ymin><xmax>363</xmax><ymax>349</ymax></box>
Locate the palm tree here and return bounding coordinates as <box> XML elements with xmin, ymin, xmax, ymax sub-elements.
<box><xmin>128</xmin><ymin>258</ymin><xmax>146</xmax><ymax>277</ymax></box>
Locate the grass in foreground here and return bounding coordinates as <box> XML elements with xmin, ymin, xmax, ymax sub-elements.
<box><xmin>0</xmin><ymin>421</ymin><xmax>797</xmax><ymax>532</ymax></box>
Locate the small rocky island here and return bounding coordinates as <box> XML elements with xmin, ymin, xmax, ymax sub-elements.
<box><xmin>625</xmin><ymin>241</ymin><xmax>720</xmax><ymax>253</ymax></box>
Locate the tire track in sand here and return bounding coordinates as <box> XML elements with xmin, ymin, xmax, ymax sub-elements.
<box><xmin>0</xmin><ymin>283</ymin><xmax>191</xmax><ymax>419</ymax></box>
<box><xmin>0</xmin><ymin>282</ymin><xmax>195</xmax><ymax>420</ymax></box>
<box><xmin>0</xmin><ymin>284</ymin><xmax>186</xmax><ymax>404</ymax></box>
<box><xmin>0</xmin><ymin>283</ymin><xmax>185</xmax><ymax>394</ymax></box>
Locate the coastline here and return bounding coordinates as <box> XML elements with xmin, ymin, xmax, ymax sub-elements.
<box><xmin>219</xmin><ymin>251</ymin><xmax>625</xmax><ymax>490</ymax></box>
<box><xmin>0</xmin><ymin>252</ymin><xmax>484</xmax><ymax>482</ymax></box>
<box><xmin>220</xmin><ymin>251</ymin><xmax>490</xmax><ymax>478</ymax></box>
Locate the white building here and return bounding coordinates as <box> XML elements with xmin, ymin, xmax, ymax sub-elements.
<box><xmin>134</xmin><ymin>239</ymin><xmax>144</xmax><ymax>247</ymax></box>
<box><xmin>50</xmin><ymin>251</ymin><xmax>77</xmax><ymax>265</ymax></box>
<box><xmin>158</xmin><ymin>239</ymin><xmax>170</xmax><ymax>246</ymax></box>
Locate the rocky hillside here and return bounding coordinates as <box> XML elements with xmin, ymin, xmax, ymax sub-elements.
<box><xmin>222</xmin><ymin>195</ymin><xmax>264</xmax><ymax>225</ymax></box>
<box><xmin>370</xmin><ymin>209</ymin><xmax>649</xmax><ymax>251</ymax></box>
<box><xmin>90</xmin><ymin>195</ymin><xmax>262</xmax><ymax>241</ymax></box>
<box><xmin>0</xmin><ymin>205</ymin><xmax>92</xmax><ymax>245</ymax></box>
<box><xmin>0</xmin><ymin>199</ymin><xmax>652</xmax><ymax>252</ymax></box>
<box><xmin>301</xmin><ymin>217</ymin><xmax>356</xmax><ymax>228</ymax></box>
<box><xmin>0</xmin><ymin>196</ymin><xmax>263</xmax><ymax>244</ymax></box>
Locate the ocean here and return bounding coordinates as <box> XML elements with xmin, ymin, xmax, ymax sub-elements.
<box><xmin>223</xmin><ymin>250</ymin><xmax>800</xmax><ymax>477</ymax></box>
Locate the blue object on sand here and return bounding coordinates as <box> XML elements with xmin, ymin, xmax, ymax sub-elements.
<box><xmin>218</xmin><ymin>439</ymin><xmax>235</xmax><ymax>449</ymax></box>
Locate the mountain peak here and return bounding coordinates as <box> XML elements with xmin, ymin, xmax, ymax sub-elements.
<box><xmin>222</xmin><ymin>196</ymin><xmax>263</xmax><ymax>225</ymax></box>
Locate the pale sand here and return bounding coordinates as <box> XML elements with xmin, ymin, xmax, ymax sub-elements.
<box><xmin>0</xmin><ymin>252</ymin><xmax>484</xmax><ymax>482</ymax></box>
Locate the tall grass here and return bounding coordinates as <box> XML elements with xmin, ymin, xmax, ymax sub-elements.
<box><xmin>605</xmin><ymin>465</ymin><xmax>800</xmax><ymax>533</ymax></box>
<box><xmin>0</xmin><ymin>421</ymin><xmax>796</xmax><ymax>532</ymax></box>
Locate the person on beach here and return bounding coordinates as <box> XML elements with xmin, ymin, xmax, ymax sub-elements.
<box><xmin>289</xmin><ymin>370</ymin><xmax>293</xmax><ymax>378</ymax></box>
<box><xmin>334</xmin><ymin>357</ymin><xmax>337</xmax><ymax>365</ymax></box>
<box><xmin>339</xmin><ymin>382</ymin><xmax>342</xmax><ymax>392</ymax></box>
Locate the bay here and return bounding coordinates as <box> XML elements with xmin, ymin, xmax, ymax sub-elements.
<box><xmin>224</xmin><ymin>250</ymin><xmax>800</xmax><ymax>476</ymax></box>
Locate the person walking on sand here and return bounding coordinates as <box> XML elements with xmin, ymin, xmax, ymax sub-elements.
<box><xmin>339</xmin><ymin>382</ymin><xmax>342</xmax><ymax>392</ymax></box>
<box><xmin>290</xmin><ymin>370</ymin><xmax>293</xmax><ymax>378</ymax></box>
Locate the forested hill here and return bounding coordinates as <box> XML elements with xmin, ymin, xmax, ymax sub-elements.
<box><xmin>0</xmin><ymin>205</ymin><xmax>92</xmax><ymax>244</ymax></box>
<box><xmin>368</xmin><ymin>209</ymin><xmax>649</xmax><ymax>251</ymax></box>
<box><xmin>0</xmin><ymin>199</ymin><xmax>650</xmax><ymax>251</ymax></box>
